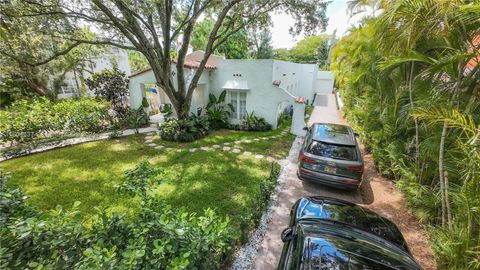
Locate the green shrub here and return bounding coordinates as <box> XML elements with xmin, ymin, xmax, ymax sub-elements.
<box><xmin>120</xmin><ymin>106</ymin><xmax>149</xmax><ymax>132</ymax></box>
<box><xmin>0</xmin><ymin>97</ymin><xmax>110</xmax><ymax>146</ymax></box>
<box><xmin>158</xmin><ymin>115</ymin><xmax>210</xmax><ymax>142</ymax></box>
<box><xmin>116</xmin><ymin>161</ymin><xmax>162</xmax><ymax>198</ymax></box>
<box><xmin>0</xmin><ymin>168</ymin><xmax>233</xmax><ymax>269</ymax></box>
<box><xmin>206</xmin><ymin>90</ymin><xmax>234</xmax><ymax>130</ymax></box>
<box><xmin>229</xmin><ymin>112</ymin><xmax>272</xmax><ymax>132</ymax></box>
<box><xmin>242</xmin><ymin>112</ymin><xmax>271</xmax><ymax>131</ymax></box>
<box><xmin>85</xmin><ymin>68</ymin><xmax>129</xmax><ymax>114</ymax></box>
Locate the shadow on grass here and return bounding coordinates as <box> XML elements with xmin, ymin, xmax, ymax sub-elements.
<box><xmin>0</xmin><ymin>134</ymin><xmax>274</xmax><ymax>231</ymax></box>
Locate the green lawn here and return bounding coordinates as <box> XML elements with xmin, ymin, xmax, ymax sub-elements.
<box><xmin>0</xmin><ymin>127</ymin><xmax>294</xmax><ymax>229</ymax></box>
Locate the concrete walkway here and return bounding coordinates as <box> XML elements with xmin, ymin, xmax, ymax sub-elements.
<box><xmin>250</xmin><ymin>94</ymin><xmax>436</xmax><ymax>270</ymax></box>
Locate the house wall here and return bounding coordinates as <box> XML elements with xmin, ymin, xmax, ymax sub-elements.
<box><xmin>57</xmin><ymin>47</ymin><xmax>131</xmax><ymax>99</ymax></box>
<box><xmin>298</xmin><ymin>64</ymin><xmax>318</xmax><ymax>104</ymax></box>
<box><xmin>314</xmin><ymin>71</ymin><xmax>335</xmax><ymax>94</ymax></box>
<box><xmin>210</xmin><ymin>59</ymin><xmax>294</xmax><ymax>129</ymax></box>
<box><xmin>128</xmin><ymin>66</ymin><xmax>210</xmax><ymax>115</ymax></box>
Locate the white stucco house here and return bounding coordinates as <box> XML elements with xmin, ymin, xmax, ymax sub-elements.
<box><xmin>56</xmin><ymin>47</ymin><xmax>131</xmax><ymax>99</ymax></box>
<box><xmin>128</xmin><ymin>51</ymin><xmax>334</xmax><ymax>134</ymax></box>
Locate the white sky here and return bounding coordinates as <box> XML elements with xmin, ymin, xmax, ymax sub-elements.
<box><xmin>270</xmin><ymin>0</ymin><xmax>367</xmax><ymax>49</ymax></box>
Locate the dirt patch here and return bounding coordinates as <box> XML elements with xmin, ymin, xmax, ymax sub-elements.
<box><xmin>359</xmin><ymin>146</ymin><xmax>437</xmax><ymax>270</ymax></box>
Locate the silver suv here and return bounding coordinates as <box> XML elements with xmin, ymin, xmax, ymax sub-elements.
<box><xmin>298</xmin><ymin>123</ymin><xmax>364</xmax><ymax>190</ymax></box>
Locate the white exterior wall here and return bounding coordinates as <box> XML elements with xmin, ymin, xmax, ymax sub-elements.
<box><xmin>128</xmin><ymin>66</ymin><xmax>210</xmax><ymax>115</ymax></box>
<box><xmin>298</xmin><ymin>64</ymin><xmax>318</xmax><ymax>104</ymax></box>
<box><xmin>211</xmin><ymin>60</ymin><xmax>293</xmax><ymax>129</ymax></box>
<box><xmin>57</xmin><ymin>48</ymin><xmax>131</xmax><ymax>99</ymax></box>
<box><xmin>314</xmin><ymin>71</ymin><xmax>335</xmax><ymax>94</ymax></box>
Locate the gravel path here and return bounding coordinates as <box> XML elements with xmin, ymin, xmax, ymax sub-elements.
<box><xmin>236</xmin><ymin>94</ymin><xmax>437</xmax><ymax>270</ymax></box>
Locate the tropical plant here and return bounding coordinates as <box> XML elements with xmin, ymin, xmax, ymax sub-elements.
<box><xmin>331</xmin><ymin>1</ymin><xmax>480</xmax><ymax>268</ymax></box>
<box><xmin>159</xmin><ymin>114</ymin><xmax>210</xmax><ymax>142</ymax></box>
<box><xmin>241</xmin><ymin>112</ymin><xmax>272</xmax><ymax>131</ymax></box>
<box><xmin>206</xmin><ymin>90</ymin><xmax>234</xmax><ymax>129</ymax></box>
<box><xmin>85</xmin><ymin>67</ymin><xmax>129</xmax><ymax>114</ymax></box>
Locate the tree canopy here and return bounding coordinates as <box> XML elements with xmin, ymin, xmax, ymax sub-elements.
<box><xmin>2</xmin><ymin>0</ymin><xmax>329</xmax><ymax>118</ymax></box>
<box><xmin>273</xmin><ymin>35</ymin><xmax>334</xmax><ymax>67</ymax></box>
<box><xmin>0</xmin><ymin>2</ymin><xmax>102</xmax><ymax>102</ymax></box>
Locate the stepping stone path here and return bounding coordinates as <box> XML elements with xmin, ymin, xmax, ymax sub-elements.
<box><xmin>142</xmin><ymin>131</ymin><xmax>289</xmax><ymax>163</ymax></box>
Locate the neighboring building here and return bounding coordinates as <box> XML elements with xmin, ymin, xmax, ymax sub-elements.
<box><xmin>128</xmin><ymin>51</ymin><xmax>334</xmax><ymax>132</ymax></box>
<box><xmin>56</xmin><ymin>47</ymin><xmax>131</xmax><ymax>99</ymax></box>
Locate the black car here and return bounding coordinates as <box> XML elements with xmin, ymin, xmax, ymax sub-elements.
<box><xmin>278</xmin><ymin>196</ymin><xmax>421</xmax><ymax>270</ymax></box>
<box><xmin>298</xmin><ymin>123</ymin><xmax>364</xmax><ymax>190</ymax></box>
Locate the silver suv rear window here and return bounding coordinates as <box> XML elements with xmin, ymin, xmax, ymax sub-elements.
<box><xmin>307</xmin><ymin>140</ymin><xmax>357</xmax><ymax>160</ymax></box>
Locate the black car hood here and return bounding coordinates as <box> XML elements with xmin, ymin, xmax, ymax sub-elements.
<box><xmin>292</xmin><ymin>196</ymin><xmax>409</xmax><ymax>251</ymax></box>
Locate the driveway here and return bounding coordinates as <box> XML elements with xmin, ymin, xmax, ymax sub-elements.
<box><xmin>250</xmin><ymin>94</ymin><xmax>436</xmax><ymax>270</ymax></box>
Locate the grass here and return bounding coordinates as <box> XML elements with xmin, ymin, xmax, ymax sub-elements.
<box><xmin>0</xmin><ymin>127</ymin><xmax>294</xmax><ymax>230</ymax></box>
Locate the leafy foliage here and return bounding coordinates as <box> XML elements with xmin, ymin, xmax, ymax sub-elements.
<box><xmin>159</xmin><ymin>115</ymin><xmax>210</xmax><ymax>142</ymax></box>
<box><xmin>206</xmin><ymin>90</ymin><xmax>234</xmax><ymax>130</ymax></box>
<box><xmin>85</xmin><ymin>68</ymin><xmax>129</xmax><ymax>114</ymax></box>
<box><xmin>250</xmin><ymin>30</ymin><xmax>274</xmax><ymax>59</ymax></box>
<box><xmin>0</xmin><ymin>167</ymin><xmax>233</xmax><ymax>269</ymax></box>
<box><xmin>331</xmin><ymin>1</ymin><xmax>480</xmax><ymax>268</ymax></box>
<box><xmin>0</xmin><ymin>97</ymin><xmax>110</xmax><ymax>146</ymax></box>
<box><xmin>191</xmin><ymin>18</ymin><xmax>250</xmax><ymax>59</ymax></box>
<box><xmin>238</xmin><ymin>112</ymin><xmax>272</xmax><ymax>131</ymax></box>
<box><xmin>274</xmin><ymin>35</ymin><xmax>334</xmax><ymax>67</ymax></box>
<box><xmin>127</xmin><ymin>50</ymin><xmax>150</xmax><ymax>73</ymax></box>
<box><xmin>116</xmin><ymin>161</ymin><xmax>162</xmax><ymax>198</ymax></box>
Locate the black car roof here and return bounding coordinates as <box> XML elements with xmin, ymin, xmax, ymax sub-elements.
<box><xmin>311</xmin><ymin>123</ymin><xmax>356</xmax><ymax>146</ymax></box>
<box><xmin>298</xmin><ymin>221</ymin><xmax>421</xmax><ymax>270</ymax></box>
<box><xmin>293</xmin><ymin>196</ymin><xmax>408</xmax><ymax>251</ymax></box>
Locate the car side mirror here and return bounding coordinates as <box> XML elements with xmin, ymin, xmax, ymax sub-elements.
<box><xmin>354</xmin><ymin>133</ymin><xmax>360</xmax><ymax>137</ymax></box>
<box><xmin>281</xmin><ymin>227</ymin><xmax>293</xmax><ymax>242</ymax></box>
<box><xmin>302</xmin><ymin>126</ymin><xmax>309</xmax><ymax>131</ymax></box>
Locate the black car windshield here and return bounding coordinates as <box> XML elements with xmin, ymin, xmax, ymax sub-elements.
<box><xmin>307</xmin><ymin>140</ymin><xmax>357</xmax><ymax>160</ymax></box>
